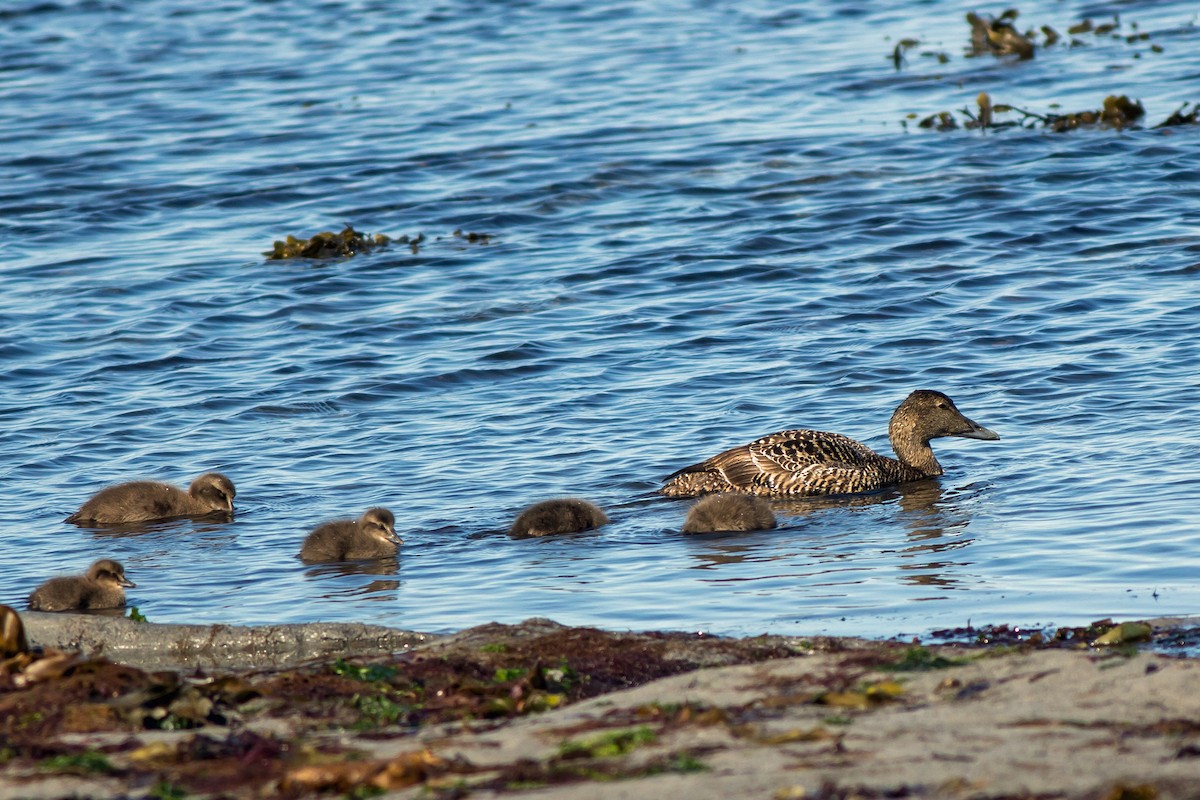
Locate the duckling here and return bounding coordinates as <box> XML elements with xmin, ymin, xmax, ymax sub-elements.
<box><xmin>509</xmin><ymin>498</ymin><xmax>610</xmax><ymax>538</ymax></box>
<box><xmin>65</xmin><ymin>472</ymin><xmax>236</xmax><ymax>525</ymax></box>
<box><xmin>28</xmin><ymin>559</ymin><xmax>136</xmax><ymax>612</ymax></box>
<box><xmin>299</xmin><ymin>508</ymin><xmax>400</xmax><ymax>562</ymax></box>
<box><xmin>681</xmin><ymin>493</ymin><xmax>777</xmax><ymax>533</ymax></box>
<box><xmin>0</xmin><ymin>604</ymin><xmax>29</xmax><ymax>658</ymax></box>
<box><xmin>661</xmin><ymin>390</ymin><xmax>999</xmax><ymax>498</ymax></box>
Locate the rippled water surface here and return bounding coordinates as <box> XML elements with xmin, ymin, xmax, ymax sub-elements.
<box><xmin>3</xmin><ymin>0</ymin><xmax>1199</xmax><ymax>638</ymax></box>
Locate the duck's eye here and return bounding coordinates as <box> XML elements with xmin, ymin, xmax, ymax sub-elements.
<box><xmin>936</xmin><ymin>402</ymin><xmax>948</xmax><ymax>409</ymax></box>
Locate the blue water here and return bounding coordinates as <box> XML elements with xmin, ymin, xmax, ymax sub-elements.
<box><xmin>2</xmin><ymin>0</ymin><xmax>1199</xmax><ymax>639</ymax></box>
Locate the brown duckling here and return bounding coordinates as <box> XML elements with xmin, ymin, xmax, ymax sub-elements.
<box><xmin>661</xmin><ymin>390</ymin><xmax>999</xmax><ymax>498</ymax></box>
<box><xmin>509</xmin><ymin>498</ymin><xmax>610</xmax><ymax>538</ymax></box>
<box><xmin>299</xmin><ymin>508</ymin><xmax>400</xmax><ymax>562</ymax></box>
<box><xmin>65</xmin><ymin>472</ymin><xmax>236</xmax><ymax>525</ymax></box>
<box><xmin>28</xmin><ymin>559</ymin><xmax>136</xmax><ymax>612</ymax></box>
<box><xmin>681</xmin><ymin>493</ymin><xmax>777</xmax><ymax>533</ymax></box>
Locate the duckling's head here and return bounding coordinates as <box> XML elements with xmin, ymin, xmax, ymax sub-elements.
<box><xmin>891</xmin><ymin>390</ymin><xmax>1000</xmax><ymax>445</ymax></box>
<box><xmin>88</xmin><ymin>559</ymin><xmax>136</xmax><ymax>588</ymax></box>
<box><xmin>191</xmin><ymin>473</ymin><xmax>236</xmax><ymax>513</ymax></box>
<box><xmin>361</xmin><ymin>507</ymin><xmax>401</xmax><ymax>545</ymax></box>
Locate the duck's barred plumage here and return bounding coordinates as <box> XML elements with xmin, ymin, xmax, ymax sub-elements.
<box><xmin>663</xmin><ymin>430</ymin><xmax>927</xmax><ymax>497</ymax></box>
<box><xmin>661</xmin><ymin>390</ymin><xmax>999</xmax><ymax>498</ymax></box>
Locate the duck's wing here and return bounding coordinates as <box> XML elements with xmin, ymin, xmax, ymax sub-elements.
<box><xmin>706</xmin><ymin>429</ymin><xmax>886</xmax><ymax>495</ymax></box>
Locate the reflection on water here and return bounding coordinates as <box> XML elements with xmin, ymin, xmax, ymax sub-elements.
<box><xmin>81</xmin><ymin>517</ymin><xmax>237</xmax><ymax>540</ymax></box>
<box><xmin>303</xmin><ymin>560</ymin><xmax>402</xmax><ymax>602</ymax></box>
<box><xmin>303</xmin><ymin>558</ymin><xmax>400</xmax><ymax>579</ymax></box>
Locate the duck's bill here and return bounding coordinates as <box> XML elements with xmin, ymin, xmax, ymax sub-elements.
<box><xmin>121</xmin><ymin>578</ymin><xmax>137</xmax><ymax>588</ymax></box>
<box><xmin>953</xmin><ymin>420</ymin><xmax>1000</xmax><ymax>441</ymax></box>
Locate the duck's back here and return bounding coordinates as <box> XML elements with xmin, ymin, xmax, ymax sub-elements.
<box><xmin>681</xmin><ymin>493</ymin><xmax>777</xmax><ymax>533</ymax></box>
<box><xmin>509</xmin><ymin>499</ymin><xmax>610</xmax><ymax>538</ymax></box>
<box><xmin>29</xmin><ymin>576</ymin><xmax>93</xmax><ymax>611</ymax></box>
<box><xmin>66</xmin><ymin>481</ymin><xmax>190</xmax><ymax>525</ymax></box>
<box><xmin>663</xmin><ymin>428</ymin><xmax>918</xmax><ymax>497</ymax></box>
<box><xmin>300</xmin><ymin>520</ymin><xmax>397</xmax><ymax>561</ymax></box>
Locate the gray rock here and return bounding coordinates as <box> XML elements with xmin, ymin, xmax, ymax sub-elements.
<box><xmin>21</xmin><ymin>612</ymin><xmax>436</xmax><ymax>670</ymax></box>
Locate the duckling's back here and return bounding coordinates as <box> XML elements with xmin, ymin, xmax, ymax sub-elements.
<box><xmin>66</xmin><ymin>481</ymin><xmax>187</xmax><ymax>524</ymax></box>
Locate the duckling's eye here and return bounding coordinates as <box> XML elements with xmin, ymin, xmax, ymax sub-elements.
<box><xmin>936</xmin><ymin>402</ymin><xmax>948</xmax><ymax>409</ymax></box>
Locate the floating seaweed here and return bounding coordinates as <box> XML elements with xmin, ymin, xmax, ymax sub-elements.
<box><xmin>893</xmin><ymin>9</ymin><xmax>1161</xmax><ymax>71</ymax></box>
<box><xmin>452</xmin><ymin>228</ymin><xmax>493</xmax><ymax>244</ymax></box>
<box><xmin>966</xmin><ymin>10</ymin><xmax>1034</xmax><ymax>59</ymax></box>
<box><xmin>1155</xmin><ymin>102</ymin><xmax>1200</xmax><ymax>128</ymax></box>
<box><xmin>891</xmin><ymin>38</ymin><xmax>921</xmax><ymax>70</ymax></box>
<box><xmin>264</xmin><ymin>224</ymin><xmax>393</xmax><ymax>260</ymax></box>
<box><xmin>917</xmin><ymin>111</ymin><xmax>959</xmax><ymax>131</ymax></box>
<box><xmin>1046</xmin><ymin>94</ymin><xmax>1144</xmax><ymax>132</ymax></box>
<box><xmin>911</xmin><ymin>94</ymin><xmax>1181</xmax><ymax>133</ymax></box>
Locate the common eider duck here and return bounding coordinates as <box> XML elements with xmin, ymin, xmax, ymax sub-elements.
<box><xmin>28</xmin><ymin>559</ymin><xmax>136</xmax><ymax>611</ymax></box>
<box><xmin>299</xmin><ymin>507</ymin><xmax>400</xmax><ymax>562</ymax></box>
<box><xmin>681</xmin><ymin>493</ymin><xmax>777</xmax><ymax>533</ymax></box>
<box><xmin>509</xmin><ymin>498</ymin><xmax>610</xmax><ymax>538</ymax></box>
<box><xmin>661</xmin><ymin>390</ymin><xmax>999</xmax><ymax>498</ymax></box>
<box><xmin>65</xmin><ymin>472</ymin><xmax>236</xmax><ymax>525</ymax></box>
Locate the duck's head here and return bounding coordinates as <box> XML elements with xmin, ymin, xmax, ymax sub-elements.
<box><xmin>88</xmin><ymin>559</ymin><xmax>136</xmax><ymax>589</ymax></box>
<box><xmin>191</xmin><ymin>473</ymin><xmax>236</xmax><ymax>513</ymax></box>
<box><xmin>361</xmin><ymin>507</ymin><xmax>402</xmax><ymax>545</ymax></box>
<box><xmin>892</xmin><ymin>390</ymin><xmax>999</xmax><ymax>444</ymax></box>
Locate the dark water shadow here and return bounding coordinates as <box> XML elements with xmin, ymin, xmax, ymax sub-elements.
<box><xmin>302</xmin><ymin>557</ymin><xmax>400</xmax><ymax>578</ymax></box>
<box><xmin>77</xmin><ymin>514</ymin><xmax>234</xmax><ymax>539</ymax></box>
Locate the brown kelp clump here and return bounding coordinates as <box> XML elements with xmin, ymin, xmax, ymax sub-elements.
<box><xmin>265</xmin><ymin>225</ymin><xmax>391</xmax><ymax>260</ymax></box>
<box><xmin>893</xmin><ymin>8</ymin><xmax>1166</xmax><ymax>72</ymax></box>
<box><xmin>1156</xmin><ymin>102</ymin><xmax>1200</xmax><ymax>128</ymax></box>
<box><xmin>912</xmin><ymin>93</ymin><xmax>1195</xmax><ymax>132</ymax></box>
<box><xmin>1047</xmin><ymin>94</ymin><xmax>1145</xmax><ymax>131</ymax></box>
<box><xmin>967</xmin><ymin>10</ymin><xmax>1035</xmax><ymax>59</ymax></box>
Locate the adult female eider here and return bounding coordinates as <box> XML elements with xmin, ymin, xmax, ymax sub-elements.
<box><xmin>65</xmin><ymin>473</ymin><xmax>236</xmax><ymax>525</ymax></box>
<box><xmin>28</xmin><ymin>559</ymin><xmax>136</xmax><ymax>611</ymax></box>
<box><xmin>509</xmin><ymin>498</ymin><xmax>610</xmax><ymax>538</ymax></box>
<box><xmin>299</xmin><ymin>507</ymin><xmax>401</xmax><ymax>562</ymax></box>
<box><xmin>681</xmin><ymin>493</ymin><xmax>777</xmax><ymax>533</ymax></box>
<box><xmin>661</xmin><ymin>390</ymin><xmax>998</xmax><ymax>498</ymax></box>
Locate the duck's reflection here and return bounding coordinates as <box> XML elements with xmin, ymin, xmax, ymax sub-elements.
<box><xmin>304</xmin><ymin>557</ymin><xmax>400</xmax><ymax>578</ymax></box>
<box><xmin>82</xmin><ymin>517</ymin><xmax>235</xmax><ymax>540</ymax></box>
<box><xmin>302</xmin><ymin>557</ymin><xmax>401</xmax><ymax>601</ymax></box>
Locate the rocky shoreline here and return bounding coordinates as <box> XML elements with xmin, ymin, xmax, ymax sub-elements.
<box><xmin>4</xmin><ymin>614</ymin><xmax>1200</xmax><ymax>799</ymax></box>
